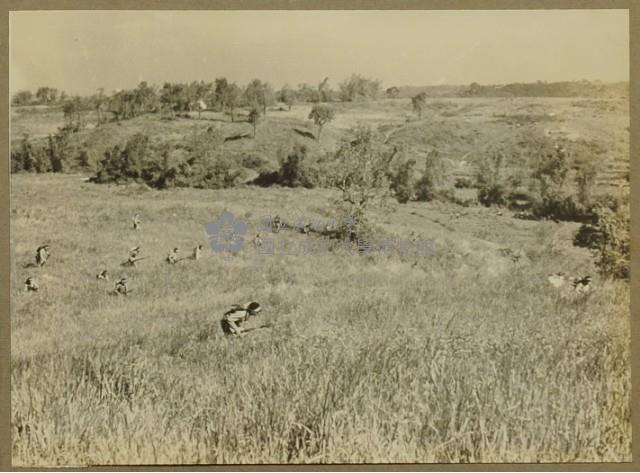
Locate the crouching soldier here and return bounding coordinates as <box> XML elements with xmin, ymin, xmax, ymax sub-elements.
<box><xmin>166</xmin><ymin>247</ymin><xmax>179</xmax><ymax>264</ymax></box>
<box><xmin>35</xmin><ymin>244</ymin><xmax>50</xmax><ymax>267</ymax></box>
<box><xmin>132</xmin><ymin>213</ymin><xmax>141</xmax><ymax>230</ymax></box>
<box><xmin>192</xmin><ymin>244</ymin><xmax>203</xmax><ymax>260</ymax></box>
<box><xmin>114</xmin><ymin>277</ymin><xmax>129</xmax><ymax>296</ymax></box>
<box><xmin>272</xmin><ymin>215</ymin><xmax>282</xmax><ymax>234</ymax></box>
<box><xmin>24</xmin><ymin>277</ymin><xmax>39</xmax><ymax>292</ymax></box>
<box><xmin>221</xmin><ymin>302</ymin><xmax>262</xmax><ymax>336</ymax></box>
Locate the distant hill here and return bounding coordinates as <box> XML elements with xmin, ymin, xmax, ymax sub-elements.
<box><xmin>395</xmin><ymin>81</ymin><xmax>628</xmax><ymax>99</ymax></box>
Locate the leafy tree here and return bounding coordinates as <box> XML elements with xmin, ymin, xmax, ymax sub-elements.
<box><xmin>75</xmin><ymin>149</ymin><xmax>91</xmax><ymax>170</ymax></box>
<box><xmin>575</xmin><ymin>159</ymin><xmax>598</xmax><ymax>208</ymax></box>
<box><xmin>93</xmin><ymin>88</ymin><xmax>107</xmax><ymax>124</ymax></box>
<box><xmin>326</xmin><ymin>127</ymin><xmax>397</xmax><ymax>239</ymax></box>
<box><xmin>62</xmin><ymin>96</ymin><xmax>85</xmax><ymax>128</ymax></box>
<box><xmin>244</xmin><ymin>79</ymin><xmax>274</xmax><ymax>116</ymax></box>
<box><xmin>338</xmin><ymin>74</ymin><xmax>381</xmax><ymax>102</ymax></box>
<box><xmin>134</xmin><ymin>81</ymin><xmax>159</xmax><ymax>115</ymax></box>
<box><xmin>35</xmin><ymin>87</ymin><xmax>58</xmax><ymax>104</ymax></box>
<box><xmin>528</xmin><ymin>142</ymin><xmax>577</xmax><ymax>219</ymax></box>
<box><xmin>181</xmin><ymin>128</ymin><xmax>238</xmax><ymax>189</ymax></box>
<box><xmin>159</xmin><ymin>82</ymin><xmax>189</xmax><ymax>116</ymax></box>
<box><xmin>318</xmin><ymin>77</ymin><xmax>333</xmax><ymax>102</ymax></box>
<box><xmin>93</xmin><ymin>134</ymin><xmax>152</xmax><ymax>183</ymax></box>
<box><xmin>308</xmin><ymin>104</ymin><xmax>335</xmax><ymax>140</ymax></box>
<box><xmin>390</xmin><ymin>158</ymin><xmax>416</xmax><ymax>203</ymax></box>
<box><xmin>278</xmin><ymin>145</ymin><xmax>313</xmax><ymax>187</ymax></box>
<box><xmin>278</xmin><ymin>85</ymin><xmax>296</xmax><ymax>110</ymax></box>
<box><xmin>411</xmin><ymin>92</ymin><xmax>427</xmax><ymax>119</ymax></box>
<box><xmin>214</xmin><ymin>78</ymin><xmax>241</xmax><ymax>121</ymax></box>
<box><xmin>575</xmin><ymin>199</ymin><xmax>629</xmax><ymax>280</ymax></box>
<box><xmin>386</xmin><ymin>86</ymin><xmax>400</xmax><ymax>98</ymax></box>
<box><xmin>297</xmin><ymin>83</ymin><xmax>320</xmax><ymax>103</ymax></box>
<box><xmin>475</xmin><ymin>149</ymin><xmax>507</xmax><ymax>206</ymax></box>
<box><xmin>11</xmin><ymin>134</ymin><xmax>35</xmax><ymax>173</ymax></box>
<box><xmin>415</xmin><ymin>149</ymin><xmax>447</xmax><ymax>201</ymax></box>
<box><xmin>46</xmin><ymin>128</ymin><xmax>72</xmax><ymax>172</ymax></box>
<box><xmin>188</xmin><ymin>80</ymin><xmax>211</xmax><ymax>118</ymax></box>
<box><xmin>12</xmin><ymin>90</ymin><xmax>33</xmax><ymax>106</ymax></box>
<box><xmin>248</xmin><ymin>107</ymin><xmax>261</xmax><ymax>138</ymax></box>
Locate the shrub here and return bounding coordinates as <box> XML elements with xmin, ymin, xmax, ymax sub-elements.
<box><xmin>277</xmin><ymin>145</ymin><xmax>314</xmax><ymax>188</ymax></box>
<box><xmin>75</xmin><ymin>149</ymin><xmax>91</xmax><ymax>170</ymax></box>
<box><xmin>478</xmin><ymin>184</ymin><xmax>507</xmax><ymax>207</ymax></box>
<box><xmin>415</xmin><ymin>150</ymin><xmax>447</xmax><ymax>202</ymax></box>
<box><xmin>454</xmin><ymin>177</ymin><xmax>473</xmax><ymax>189</ymax></box>
<box><xmin>241</xmin><ymin>154</ymin><xmax>269</xmax><ymax>170</ymax></box>
<box><xmin>575</xmin><ymin>202</ymin><xmax>629</xmax><ymax>280</ymax></box>
<box><xmin>179</xmin><ymin>129</ymin><xmax>239</xmax><ymax>189</ymax></box>
<box><xmin>338</xmin><ymin>74</ymin><xmax>381</xmax><ymax>102</ymax></box>
<box><xmin>390</xmin><ymin>159</ymin><xmax>416</xmax><ymax>204</ymax></box>
<box><xmin>575</xmin><ymin>159</ymin><xmax>598</xmax><ymax>208</ymax></box>
<box><xmin>46</xmin><ymin>127</ymin><xmax>73</xmax><ymax>173</ymax></box>
<box><xmin>506</xmin><ymin>190</ymin><xmax>533</xmax><ymax>210</ymax></box>
<box><xmin>11</xmin><ymin>134</ymin><xmax>36</xmax><ymax>173</ymax></box>
<box><xmin>527</xmin><ymin>142</ymin><xmax>589</xmax><ymax>221</ymax></box>
<box><xmin>475</xmin><ymin>149</ymin><xmax>508</xmax><ymax>207</ymax></box>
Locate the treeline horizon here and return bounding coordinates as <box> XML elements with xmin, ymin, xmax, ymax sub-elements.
<box><xmin>12</xmin><ymin>77</ymin><xmax>629</xmax><ymax>110</ymax></box>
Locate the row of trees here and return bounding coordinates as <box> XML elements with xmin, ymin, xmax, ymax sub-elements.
<box><xmin>13</xmin><ymin>73</ymin><xmax>385</xmax><ymax>122</ymax></box>
<box><xmin>12</xmin><ymin>87</ymin><xmax>68</xmax><ymax>106</ymax></box>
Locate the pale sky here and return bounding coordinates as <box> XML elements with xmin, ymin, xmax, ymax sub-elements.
<box><xmin>10</xmin><ymin>9</ymin><xmax>629</xmax><ymax>95</ymax></box>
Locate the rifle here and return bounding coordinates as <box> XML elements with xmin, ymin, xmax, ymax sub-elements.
<box><xmin>121</xmin><ymin>256</ymin><xmax>148</xmax><ymax>266</ymax></box>
<box><xmin>242</xmin><ymin>323</ymin><xmax>273</xmax><ymax>334</ymax></box>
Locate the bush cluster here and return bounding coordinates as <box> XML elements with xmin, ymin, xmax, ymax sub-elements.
<box><xmin>92</xmin><ymin>131</ymin><xmax>241</xmax><ymax>190</ymax></box>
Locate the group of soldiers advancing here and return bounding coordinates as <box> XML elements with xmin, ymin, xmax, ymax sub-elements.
<box><xmin>23</xmin><ymin>214</ymin><xmax>265</xmax><ymax>336</ymax></box>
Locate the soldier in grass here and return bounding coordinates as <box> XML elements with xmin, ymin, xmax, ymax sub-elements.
<box><xmin>96</xmin><ymin>269</ymin><xmax>109</xmax><ymax>280</ymax></box>
<box><xmin>221</xmin><ymin>302</ymin><xmax>262</xmax><ymax>336</ymax></box>
<box><xmin>35</xmin><ymin>244</ymin><xmax>50</xmax><ymax>268</ymax></box>
<box><xmin>272</xmin><ymin>215</ymin><xmax>282</xmax><ymax>233</ymax></box>
<box><xmin>166</xmin><ymin>247</ymin><xmax>180</xmax><ymax>264</ymax></box>
<box><xmin>114</xmin><ymin>277</ymin><xmax>129</xmax><ymax>296</ymax></box>
<box><xmin>253</xmin><ymin>233</ymin><xmax>263</xmax><ymax>249</ymax></box>
<box><xmin>132</xmin><ymin>213</ymin><xmax>141</xmax><ymax>230</ymax></box>
<box><xmin>122</xmin><ymin>246</ymin><xmax>145</xmax><ymax>267</ymax></box>
<box><xmin>192</xmin><ymin>244</ymin><xmax>203</xmax><ymax>260</ymax></box>
<box><xmin>24</xmin><ymin>277</ymin><xmax>39</xmax><ymax>292</ymax></box>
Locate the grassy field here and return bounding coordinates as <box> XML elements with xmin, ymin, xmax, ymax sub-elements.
<box><xmin>10</xmin><ymin>169</ymin><xmax>630</xmax><ymax>465</ymax></box>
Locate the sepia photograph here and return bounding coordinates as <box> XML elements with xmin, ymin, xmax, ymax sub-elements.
<box><xmin>8</xmin><ymin>8</ymin><xmax>632</xmax><ymax>466</ymax></box>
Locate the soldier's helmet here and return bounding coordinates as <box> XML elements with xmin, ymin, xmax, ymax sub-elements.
<box><xmin>247</xmin><ymin>302</ymin><xmax>261</xmax><ymax>315</ymax></box>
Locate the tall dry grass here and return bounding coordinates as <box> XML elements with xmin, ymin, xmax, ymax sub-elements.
<box><xmin>10</xmin><ymin>175</ymin><xmax>630</xmax><ymax>465</ymax></box>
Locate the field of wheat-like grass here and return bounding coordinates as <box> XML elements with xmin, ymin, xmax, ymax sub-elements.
<box><xmin>10</xmin><ymin>174</ymin><xmax>630</xmax><ymax>466</ymax></box>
